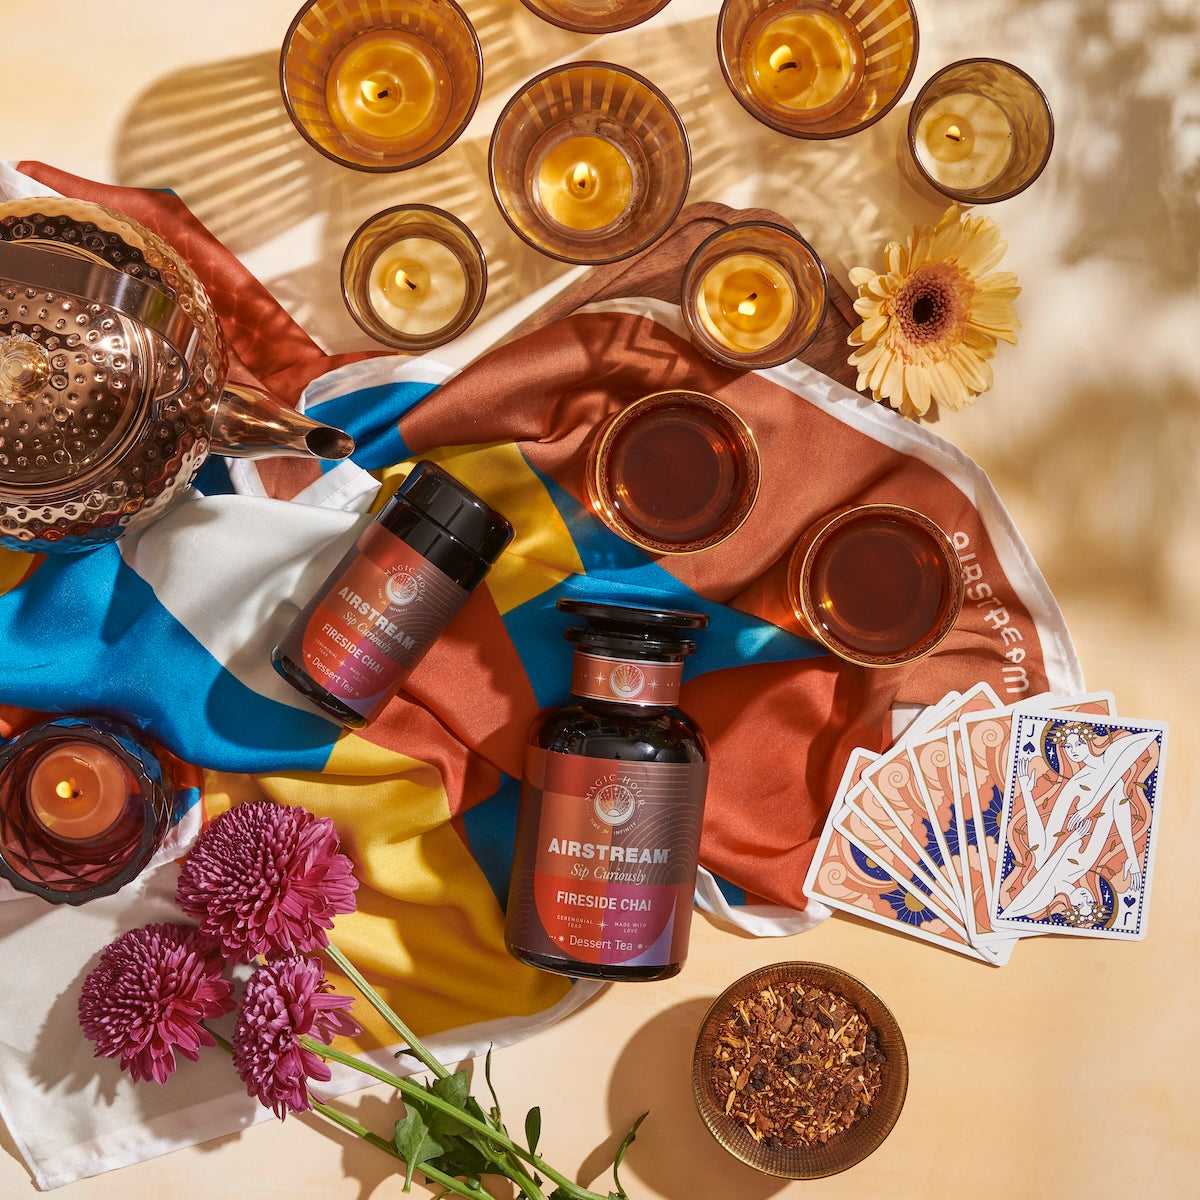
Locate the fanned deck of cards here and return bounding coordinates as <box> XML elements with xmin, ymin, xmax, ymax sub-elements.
<box><xmin>803</xmin><ymin>683</ymin><xmax>1168</xmax><ymax>963</ymax></box>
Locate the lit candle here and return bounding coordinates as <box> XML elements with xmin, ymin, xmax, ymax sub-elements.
<box><xmin>366</xmin><ymin>237</ymin><xmax>469</xmax><ymax>338</ymax></box>
<box><xmin>325</xmin><ymin>31</ymin><xmax>451</xmax><ymax>150</ymax></box>
<box><xmin>26</xmin><ymin>743</ymin><xmax>131</xmax><ymax>841</ymax></box>
<box><xmin>696</xmin><ymin>252</ymin><xmax>798</xmax><ymax>353</ymax></box>
<box><xmin>914</xmin><ymin>92</ymin><xmax>1014</xmax><ymax>192</ymax></box>
<box><xmin>535</xmin><ymin>135</ymin><xmax>635</xmax><ymax>231</ymax></box>
<box><xmin>748</xmin><ymin>8</ymin><xmax>864</xmax><ymax>114</ymax></box>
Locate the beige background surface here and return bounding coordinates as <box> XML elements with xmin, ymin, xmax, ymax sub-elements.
<box><xmin>2</xmin><ymin>0</ymin><xmax>1198</xmax><ymax>1196</ymax></box>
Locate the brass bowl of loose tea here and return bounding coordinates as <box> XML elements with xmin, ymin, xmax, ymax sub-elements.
<box><xmin>692</xmin><ymin>961</ymin><xmax>908</xmax><ymax>1178</ymax></box>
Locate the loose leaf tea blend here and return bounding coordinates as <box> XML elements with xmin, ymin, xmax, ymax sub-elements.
<box><xmin>708</xmin><ymin>980</ymin><xmax>887</xmax><ymax>1149</ymax></box>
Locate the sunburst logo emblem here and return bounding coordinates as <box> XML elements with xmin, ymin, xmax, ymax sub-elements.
<box><xmin>608</xmin><ymin>662</ymin><xmax>645</xmax><ymax>700</ymax></box>
<box><xmin>385</xmin><ymin>568</ymin><xmax>422</xmax><ymax>607</ymax></box>
<box><xmin>592</xmin><ymin>780</ymin><xmax>638</xmax><ymax>827</ymax></box>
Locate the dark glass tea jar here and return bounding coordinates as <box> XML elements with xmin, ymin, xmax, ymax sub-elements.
<box><xmin>273</xmin><ymin>460</ymin><xmax>513</xmax><ymax>728</ymax></box>
<box><xmin>505</xmin><ymin>598</ymin><xmax>710</xmax><ymax>982</ymax></box>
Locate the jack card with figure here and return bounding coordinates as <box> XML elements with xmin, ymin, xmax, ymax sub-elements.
<box><xmin>991</xmin><ymin>710</ymin><xmax>1167</xmax><ymax>940</ymax></box>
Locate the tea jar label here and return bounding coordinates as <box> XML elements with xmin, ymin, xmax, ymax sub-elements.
<box><xmin>279</xmin><ymin>523</ymin><xmax>467</xmax><ymax>722</ymax></box>
<box><xmin>506</xmin><ymin>748</ymin><xmax>708</xmax><ymax>969</ymax></box>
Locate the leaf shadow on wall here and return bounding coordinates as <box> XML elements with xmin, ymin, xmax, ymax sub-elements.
<box><xmin>1010</xmin><ymin>0</ymin><xmax>1200</xmax><ymax>291</ymax></box>
<box><xmin>971</xmin><ymin>368</ymin><xmax>1199</xmax><ymax>620</ymax></box>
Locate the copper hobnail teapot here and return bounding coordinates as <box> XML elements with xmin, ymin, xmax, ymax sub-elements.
<box><xmin>0</xmin><ymin>197</ymin><xmax>355</xmax><ymax>553</ymax></box>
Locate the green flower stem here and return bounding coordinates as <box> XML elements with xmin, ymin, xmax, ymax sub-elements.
<box><xmin>302</xmin><ymin>1037</ymin><xmax>613</xmax><ymax>1200</ymax></box>
<box><xmin>324</xmin><ymin>941</ymin><xmax>450</xmax><ymax>1080</ymax></box>
<box><xmin>206</xmin><ymin>1024</ymin><xmax>502</xmax><ymax>1200</ymax></box>
<box><xmin>497</xmin><ymin>1149</ymin><xmax>550</xmax><ymax>1200</ymax></box>
<box><xmin>309</xmin><ymin>1097</ymin><xmax>498</xmax><ymax>1200</ymax></box>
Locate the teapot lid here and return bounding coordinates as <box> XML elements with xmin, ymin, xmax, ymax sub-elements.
<box><xmin>0</xmin><ymin>300</ymin><xmax>154</xmax><ymax>490</ymax></box>
<box><xmin>0</xmin><ymin>223</ymin><xmax>193</xmax><ymax>492</ymax></box>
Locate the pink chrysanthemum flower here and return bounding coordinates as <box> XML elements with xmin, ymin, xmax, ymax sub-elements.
<box><xmin>233</xmin><ymin>955</ymin><xmax>360</xmax><ymax>1118</ymax></box>
<box><xmin>176</xmin><ymin>800</ymin><xmax>358</xmax><ymax>962</ymax></box>
<box><xmin>78</xmin><ymin>923</ymin><xmax>235</xmax><ymax>1084</ymax></box>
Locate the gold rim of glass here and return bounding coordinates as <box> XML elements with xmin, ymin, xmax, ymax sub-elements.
<box><xmin>786</xmin><ymin>502</ymin><xmax>964</xmax><ymax>668</ymax></box>
<box><xmin>585</xmin><ymin>390</ymin><xmax>760</xmax><ymax>555</ymax></box>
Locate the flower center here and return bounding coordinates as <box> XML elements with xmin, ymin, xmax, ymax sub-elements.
<box><xmin>893</xmin><ymin>263</ymin><xmax>973</xmax><ymax>346</ymax></box>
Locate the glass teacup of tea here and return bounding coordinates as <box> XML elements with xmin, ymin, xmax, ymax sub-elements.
<box><xmin>586</xmin><ymin>390</ymin><xmax>760</xmax><ymax>554</ymax></box>
<box><xmin>787</xmin><ymin>503</ymin><xmax>964</xmax><ymax>666</ymax></box>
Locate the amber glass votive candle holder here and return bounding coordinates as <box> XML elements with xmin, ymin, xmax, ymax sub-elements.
<box><xmin>717</xmin><ymin>0</ymin><xmax>918</xmax><ymax>139</ymax></box>
<box><xmin>280</xmin><ymin>0</ymin><xmax>483</xmax><ymax>171</ymax></box>
<box><xmin>518</xmin><ymin>0</ymin><xmax>672</xmax><ymax>34</ymax></box>
<box><xmin>0</xmin><ymin>716</ymin><xmax>174</xmax><ymax>905</ymax></box>
<box><xmin>586</xmin><ymin>390</ymin><xmax>760</xmax><ymax>554</ymax></box>
<box><xmin>786</xmin><ymin>504</ymin><xmax>964</xmax><ymax>667</ymax></box>
<box><xmin>342</xmin><ymin>205</ymin><xmax>487</xmax><ymax>351</ymax></box>
<box><xmin>906</xmin><ymin>58</ymin><xmax>1054</xmax><ymax>203</ymax></box>
<box><xmin>682</xmin><ymin>221</ymin><xmax>827</xmax><ymax>369</ymax></box>
<box><xmin>489</xmin><ymin>61</ymin><xmax>691</xmax><ymax>265</ymax></box>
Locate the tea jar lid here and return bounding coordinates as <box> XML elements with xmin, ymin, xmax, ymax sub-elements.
<box><xmin>396</xmin><ymin>459</ymin><xmax>514</xmax><ymax>565</ymax></box>
<box><xmin>558</xmin><ymin>596</ymin><xmax>708</xmax><ymax>659</ymax></box>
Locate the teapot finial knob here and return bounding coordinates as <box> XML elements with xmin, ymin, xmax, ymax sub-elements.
<box><xmin>0</xmin><ymin>334</ymin><xmax>50</xmax><ymax>404</ymax></box>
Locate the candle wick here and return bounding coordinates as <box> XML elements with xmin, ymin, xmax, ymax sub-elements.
<box><xmin>377</xmin><ymin>88</ymin><xmax>391</xmax><ymax>99</ymax></box>
<box><xmin>945</xmin><ymin>124</ymin><xmax>964</xmax><ymax>143</ymax></box>
<box><xmin>736</xmin><ymin>293</ymin><xmax>759</xmax><ymax>317</ymax></box>
<box><xmin>769</xmin><ymin>46</ymin><xmax>799</xmax><ymax>72</ymax></box>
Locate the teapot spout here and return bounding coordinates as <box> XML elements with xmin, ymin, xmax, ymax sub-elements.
<box><xmin>210</xmin><ymin>382</ymin><xmax>355</xmax><ymax>461</ymax></box>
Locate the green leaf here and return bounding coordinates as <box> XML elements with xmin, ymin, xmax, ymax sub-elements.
<box><xmin>430</xmin><ymin>1070</ymin><xmax>472</xmax><ymax>1111</ymax></box>
<box><xmin>610</xmin><ymin>1112</ymin><xmax>649</xmax><ymax>1199</ymax></box>
<box><xmin>425</xmin><ymin>1132</ymin><xmax>491</xmax><ymax>1181</ymax></box>
<box><xmin>399</xmin><ymin>1074</ymin><xmax>504</xmax><ymax>1183</ymax></box>
<box><xmin>393</xmin><ymin>1109</ymin><xmax>446</xmax><ymax>1191</ymax></box>
<box><xmin>525</xmin><ymin>1106</ymin><xmax>542</xmax><ymax>1154</ymax></box>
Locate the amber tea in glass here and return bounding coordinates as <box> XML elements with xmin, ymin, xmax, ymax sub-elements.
<box><xmin>586</xmin><ymin>391</ymin><xmax>760</xmax><ymax>554</ymax></box>
<box><xmin>788</xmin><ymin>504</ymin><xmax>963</xmax><ymax>666</ymax></box>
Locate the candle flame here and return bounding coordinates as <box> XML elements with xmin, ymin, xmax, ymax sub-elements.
<box><xmin>769</xmin><ymin>45</ymin><xmax>798</xmax><ymax>72</ymax></box>
<box><xmin>394</xmin><ymin>269</ymin><xmax>419</xmax><ymax>293</ymax></box>
<box><xmin>571</xmin><ymin>162</ymin><xmax>593</xmax><ymax>192</ymax></box>
<box><xmin>55</xmin><ymin>778</ymin><xmax>79</xmax><ymax>800</ymax></box>
<box><xmin>360</xmin><ymin>79</ymin><xmax>392</xmax><ymax>105</ymax></box>
<box><xmin>737</xmin><ymin>293</ymin><xmax>759</xmax><ymax>318</ymax></box>
<box><xmin>945</xmin><ymin>124</ymin><xmax>964</xmax><ymax>143</ymax></box>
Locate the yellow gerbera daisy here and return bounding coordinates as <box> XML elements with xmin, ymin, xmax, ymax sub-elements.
<box><xmin>847</xmin><ymin>206</ymin><xmax>1021</xmax><ymax>420</ymax></box>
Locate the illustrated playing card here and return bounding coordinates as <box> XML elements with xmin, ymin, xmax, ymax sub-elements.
<box><xmin>804</xmin><ymin>817</ymin><xmax>989</xmax><ymax>962</ymax></box>
<box><xmin>861</xmin><ymin>683</ymin><xmax>1000</xmax><ymax>912</ymax></box>
<box><xmin>844</xmin><ymin>783</ymin><xmax>958</xmax><ymax>910</ymax></box>
<box><xmin>947</xmin><ymin>726</ymin><xmax>1020</xmax><ymax>954</ymax></box>
<box><xmin>804</xmin><ymin>750</ymin><xmax>988</xmax><ymax>961</ymax></box>
<box><xmin>907</xmin><ymin>728</ymin><xmax>972</xmax><ymax>915</ymax></box>
<box><xmin>992</xmin><ymin>710</ymin><xmax>1167</xmax><ymax>940</ymax></box>
<box><xmin>958</xmin><ymin>691</ymin><xmax>1114</xmax><ymax>913</ymax></box>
